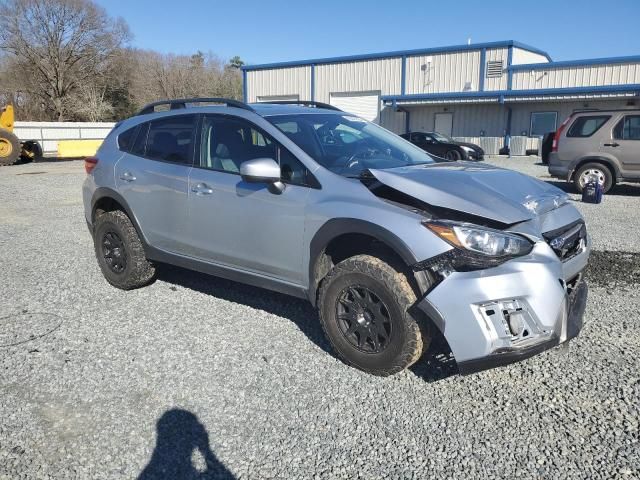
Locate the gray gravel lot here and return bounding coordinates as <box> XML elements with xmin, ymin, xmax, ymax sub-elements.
<box><xmin>0</xmin><ymin>158</ymin><xmax>638</xmax><ymax>479</ymax></box>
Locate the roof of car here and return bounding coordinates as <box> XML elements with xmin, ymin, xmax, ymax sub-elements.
<box><xmin>249</xmin><ymin>103</ymin><xmax>343</xmax><ymax>116</ymax></box>
<box><xmin>133</xmin><ymin>98</ymin><xmax>345</xmax><ymax>119</ymax></box>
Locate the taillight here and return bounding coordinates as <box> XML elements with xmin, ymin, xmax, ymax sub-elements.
<box><xmin>85</xmin><ymin>156</ymin><xmax>98</xmax><ymax>174</ymax></box>
<box><xmin>552</xmin><ymin>115</ymin><xmax>573</xmax><ymax>153</ymax></box>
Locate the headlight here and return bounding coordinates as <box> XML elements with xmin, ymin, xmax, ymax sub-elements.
<box><xmin>460</xmin><ymin>146</ymin><xmax>476</xmax><ymax>158</ymax></box>
<box><xmin>423</xmin><ymin>221</ymin><xmax>533</xmax><ymax>258</ymax></box>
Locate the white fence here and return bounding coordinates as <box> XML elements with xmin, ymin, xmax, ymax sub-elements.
<box><xmin>14</xmin><ymin>121</ymin><xmax>116</xmax><ymax>156</ymax></box>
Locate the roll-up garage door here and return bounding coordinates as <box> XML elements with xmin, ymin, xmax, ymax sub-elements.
<box><xmin>257</xmin><ymin>95</ymin><xmax>299</xmax><ymax>102</ymax></box>
<box><xmin>329</xmin><ymin>92</ymin><xmax>380</xmax><ymax>123</ymax></box>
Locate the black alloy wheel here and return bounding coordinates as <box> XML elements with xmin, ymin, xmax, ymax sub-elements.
<box><xmin>102</xmin><ymin>230</ymin><xmax>127</xmax><ymax>274</ymax></box>
<box><xmin>336</xmin><ymin>285</ymin><xmax>392</xmax><ymax>354</ymax></box>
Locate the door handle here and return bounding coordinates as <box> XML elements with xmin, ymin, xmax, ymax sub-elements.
<box><xmin>191</xmin><ymin>183</ymin><xmax>213</xmax><ymax>195</ymax></box>
<box><xmin>604</xmin><ymin>142</ymin><xmax>620</xmax><ymax>147</ymax></box>
<box><xmin>120</xmin><ymin>171</ymin><xmax>136</xmax><ymax>182</ymax></box>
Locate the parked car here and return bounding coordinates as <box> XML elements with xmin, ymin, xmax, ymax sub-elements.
<box><xmin>548</xmin><ymin>109</ymin><xmax>640</xmax><ymax>193</ymax></box>
<box><xmin>540</xmin><ymin>132</ymin><xmax>554</xmax><ymax>165</ymax></box>
<box><xmin>400</xmin><ymin>131</ymin><xmax>484</xmax><ymax>161</ymax></box>
<box><xmin>83</xmin><ymin>98</ymin><xmax>589</xmax><ymax>377</ymax></box>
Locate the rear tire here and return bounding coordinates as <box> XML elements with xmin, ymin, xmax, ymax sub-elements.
<box><xmin>445</xmin><ymin>149</ymin><xmax>461</xmax><ymax>161</ymax></box>
<box><xmin>93</xmin><ymin>210</ymin><xmax>156</xmax><ymax>290</ymax></box>
<box><xmin>574</xmin><ymin>162</ymin><xmax>614</xmax><ymax>194</ymax></box>
<box><xmin>0</xmin><ymin>130</ymin><xmax>20</xmax><ymax>166</ymax></box>
<box><xmin>318</xmin><ymin>254</ymin><xmax>430</xmax><ymax>376</ymax></box>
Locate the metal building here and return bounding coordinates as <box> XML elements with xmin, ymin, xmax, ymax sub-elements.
<box><xmin>242</xmin><ymin>40</ymin><xmax>640</xmax><ymax>155</ymax></box>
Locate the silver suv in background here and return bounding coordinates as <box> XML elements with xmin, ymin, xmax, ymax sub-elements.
<box><xmin>83</xmin><ymin>98</ymin><xmax>589</xmax><ymax>377</ymax></box>
<box><xmin>548</xmin><ymin>109</ymin><xmax>640</xmax><ymax>193</ymax></box>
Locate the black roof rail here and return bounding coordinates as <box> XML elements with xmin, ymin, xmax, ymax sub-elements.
<box><xmin>257</xmin><ymin>100</ymin><xmax>342</xmax><ymax>111</ymax></box>
<box><xmin>136</xmin><ymin>98</ymin><xmax>254</xmax><ymax>116</ymax></box>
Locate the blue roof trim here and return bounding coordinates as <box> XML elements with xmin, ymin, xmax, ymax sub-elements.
<box><xmin>381</xmin><ymin>84</ymin><xmax>640</xmax><ymax>103</ymax></box>
<box><xmin>510</xmin><ymin>41</ymin><xmax>553</xmax><ymax>62</ymax></box>
<box><xmin>241</xmin><ymin>40</ymin><xmax>551</xmax><ymax>71</ymax></box>
<box><xmin>509</xmin><ymin>55</ymin><xmax>640</xmax><ymax>71</ymax></box>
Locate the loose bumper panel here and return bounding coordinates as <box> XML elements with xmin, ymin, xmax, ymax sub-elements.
<box><xmin>418</xmin><ymin>241</ymin><xmax>589</xmax><ymax>374</ymax></box>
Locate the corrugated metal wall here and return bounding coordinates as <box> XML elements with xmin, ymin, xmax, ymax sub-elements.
<box><xmin>407</xmin><ymin>104</ymin><xmax>506</xmax><ymax>137</ymax></box>
<box><xmin>246</xmin><ymin>66</ymin><xmax>312</xmax><ymax>103</ymax></box>
<box><xmin>509</xmin><ymin>99</ymin><xmax>633</xmax><ymax>136</ymax></box>
<box><xmin>512</xmin><ymin>62</ymin><xmax>640</xmax><ymax>90</ymax></box>
<box><xmin>314</xmin><ymin>58</ymin><xmax>401</xmax><ymax>102</ymax></box>
<box><xmin>380</xmin><ymin>107</ymin><xmax>406</xmax><ymax>134</ymax></box>
<box><xmin>483</xmin><ymin>48</ymin><xmax>509</xmax><ymax>91</ymax></box>
<box><xmin>404</xmin><ymin>51</ymin><xmax>480</xmax><ymax>94</ymax></box>
<box><xmin>511</xmin><ymin>48</ymin><xmax>549</xmax><ymax>66</ymax></box>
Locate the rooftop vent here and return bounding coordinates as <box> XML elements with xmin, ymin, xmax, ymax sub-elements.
<box><xmin>486</xmin><ymin>60</ymin><xmax>504</xmax><ymax>78</ymax></box>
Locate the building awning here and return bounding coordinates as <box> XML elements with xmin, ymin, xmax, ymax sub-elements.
<box><xmin>382</xmin><ymin>84</ymin><xmax>640</xmax><ymax>107</ymax></box>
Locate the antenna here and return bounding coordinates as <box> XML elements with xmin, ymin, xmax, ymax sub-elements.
<box><xmin>467</xmin><ymin>37</ymin><xmax>472</xmax><ymax>45</ymax></box>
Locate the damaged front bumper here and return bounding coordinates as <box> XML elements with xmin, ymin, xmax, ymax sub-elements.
<box><xmin>417</xmin><ymin>241</ymin><xmax>589</xmax><ymax>375</ymax></box>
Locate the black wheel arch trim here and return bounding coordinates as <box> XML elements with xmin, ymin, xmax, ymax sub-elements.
<box><xmin>91</xmin><ymin>187</ymin><xmax>152</xmax><ymax>254</ymax></box>
<box><xmin>308</xmin><ymin>218</ymin><xmax>422</xmax><ymax>306</ymax></box>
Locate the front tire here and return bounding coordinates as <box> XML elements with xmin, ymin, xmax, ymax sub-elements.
<box><xmin>445</xmin><ymin>149</ymin><xmax>462</xmax><ymax>161</ymax></box>
<box><xmin>574</xmin><ymin>162</ymin><xmax>614</xmax><ymax>194</ymax></box>
<box><xmin>0</xmin><ymin>130</ymin><xmax>20</xmax><ymax>166</ymax></box>
<box><xmin>93</xmin><ymin>210</ymin><xmax>156</xmax><ymax>290</ymax></box>
<box><xmin>318</xmin><ymin>255</ymin><xmax>429</xmax><ymax>376</ymax></box>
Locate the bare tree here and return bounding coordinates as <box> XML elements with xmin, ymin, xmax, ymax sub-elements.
<box><xmin>127</xmin><ymin>50</ymin><xmax>243</xmax><ymax>110</ymax></box>
<box><xmin>0</xmin><ymin>0</ymin><xmax>130</xmax><ymax>120</ymax></box>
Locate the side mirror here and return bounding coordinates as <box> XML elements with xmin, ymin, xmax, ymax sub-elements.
<box><xmin>240</xmin><ymin>158</ymin><xmax>285</xmax><ymax>193</ymax></box>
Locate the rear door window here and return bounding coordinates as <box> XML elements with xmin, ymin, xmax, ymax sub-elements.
<box><xmin>613</xmin><ymin>115</ymin><xmax>640</xmax><ymax>140</ymax></box>
<box><xmin>145</xmin><ymin>115</ymin><xmax>197</xmax><ymax>165</ymax></box>
<box><xmin>566</xmin><ymin>115</ymin><xmax>611</xmax><ymax>138</ymax></box>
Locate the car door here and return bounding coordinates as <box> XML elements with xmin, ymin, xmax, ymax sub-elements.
<box><xmin>610</xmin><ymin>114</ymin><xmax>640</xmax><ymax>174</ymax></box>
<box><xmin>423</xmin><ymin>133</ymin><xmax>445</xmax><ymax>157</ymax></box>
<box><xmin>114</xmin><ymin>114</ymin><xmax>197</xmax><ymax>253</ymax></box>
<box><xmin>186</xmin><ymin>114</ymin><xmax>311</xmax><ymax>285</ymax></box>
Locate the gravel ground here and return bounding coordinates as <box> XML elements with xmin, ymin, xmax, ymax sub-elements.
<box><xmin>0</xmin><ymin>159</ymin><xmax>638</xmax><ymax>479</ymax></box>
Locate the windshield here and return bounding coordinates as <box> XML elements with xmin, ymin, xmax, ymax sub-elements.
<box><xmin>267</xmin><ymin>113</ymin><xmax>434</xmax><ymax>177</ymax></box>
<box><xmin>431</xmin><ymin>132</ymin><xmax>454</xmax><ymax>143</ymax></box>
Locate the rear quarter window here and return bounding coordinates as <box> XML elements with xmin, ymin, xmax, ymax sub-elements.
<box><xmin>566</xmin><ymin>115</ymin><xmax>611</xmax><ymax>138</ymax></box>
<box><xmin>117</xmin><ymin>125</ymin><xmax>139</xmax><ymax>152</ymax></box>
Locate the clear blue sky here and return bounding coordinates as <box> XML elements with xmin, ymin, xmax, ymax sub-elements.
<box><xmin>96</xmin><ymin>0</ymin><xmax>640</xmax><ymax>64</ymax></box>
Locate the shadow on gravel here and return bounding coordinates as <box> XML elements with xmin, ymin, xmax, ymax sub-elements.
<box><xmin>409</xmin><ymin>329</ymin><xmax>459</xmax><ymax>383</ymax></box>
<box><xmin>158</xmin><ymin>265</ymin><xmax>458</xmax><ymax>383</ymax></box>
<box><xmin>543</xmin><ymin>179</ymin><xmax>640</xmax><ymax>197</ymax></box>
<box><xmin>138</xmin><ymin>409</ymin><xmax>235</xmax><ymax>480</ymax></box>
<box><xmin>158</xmin><ymin>265</ymin><xmax>333</xmax><ymax>355</ymax></box>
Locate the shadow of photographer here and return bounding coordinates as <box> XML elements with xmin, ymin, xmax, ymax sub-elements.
<box><xmin>138</xmin><ymin>409</ymin><xmax>235</xmax><ymax>480</ymax></box>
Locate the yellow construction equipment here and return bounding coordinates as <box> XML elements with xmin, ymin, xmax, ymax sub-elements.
<box><xmin>0</xmin><ymin>104</ymin><xmax>42</xmax><ymax>166</ymax></box>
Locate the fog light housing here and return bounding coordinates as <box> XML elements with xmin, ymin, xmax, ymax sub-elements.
<box><xmin>506</xmin><ymin>311</ymin><xmax>525</xmax><ymax>336</ymax></box>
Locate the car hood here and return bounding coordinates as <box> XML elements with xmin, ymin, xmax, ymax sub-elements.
<box><xmin>369</xmin><ymin>161</ymin><xmax>568</xmax><ymax>225</ymax></box>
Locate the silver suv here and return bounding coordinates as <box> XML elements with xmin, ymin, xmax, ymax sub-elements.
<box><xmin>548</xmin><ymin>109</ymin><xmax>640</xmax><ymax>193</ymax></box>
<box><xmin>83</xmin><ymin>98</ymin><xmax>590</xmax><ymax>376</ymax></box>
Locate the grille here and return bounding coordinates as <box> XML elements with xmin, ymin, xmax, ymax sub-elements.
<box><xmin>543</xmin><ymin>221</ymin><xmax>587</xmax><ymax>262</ymax></box>
<box><xmin>486</xmin><ymin>60</ymin><xmax>504</xmax><ymax>78</ymax></box>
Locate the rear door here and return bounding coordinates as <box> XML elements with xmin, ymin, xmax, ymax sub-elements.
<box><xmin>185</xmin><ymin>114</ymin><xmax>312</xmax><ymax>285</ymax></box>
<box><xmin>114</xmin><ymin>114</ymin><xmax>197</xmax><ymax>253</ymax></box>
<box><xmin>611</xmin><ymin>114</ymin><xmax>640</xmax><ymax>175</ymax></box>
<box><xmin>434</xmin><ymin>113</ymin><xmax>453</xmax><ymax>137</ymax></box>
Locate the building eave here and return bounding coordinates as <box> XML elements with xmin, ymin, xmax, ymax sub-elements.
<box><xmin>242</xmin><ymin>40</ymin><xmax>551</xmax><ymax>72</ymax></box>
<box><xmin>382</xmin><ymin>84</ymin><xmax>640</xmax><ymax>105</ymax></box>
<box><xmin>508</xmin><ymin>55</ymin><xmax>640</xmax><ymax>71</ymax></box>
